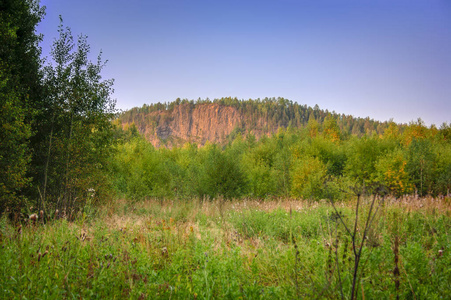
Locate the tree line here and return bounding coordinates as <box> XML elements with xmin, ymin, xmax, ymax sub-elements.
<box><xmin>111</xmin><ymin>116</ymin><xmax>451</xmax><ymax>201</ymax></box>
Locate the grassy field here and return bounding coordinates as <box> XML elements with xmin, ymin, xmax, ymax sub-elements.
<box><xmin>1</xmin><ymin>196</ymin><xmax>450</xmax><ymax>299</ymax></box>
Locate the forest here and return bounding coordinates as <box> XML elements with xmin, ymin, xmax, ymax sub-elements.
<box><xmin>112</xmin><ymin>112</ymin><xmax>451</xmax><ymax>202</ymax></box>
<box><xmin>1</xmin><ymin>1</ymin><xmax>450</xmax><ymax>299</ymax></box>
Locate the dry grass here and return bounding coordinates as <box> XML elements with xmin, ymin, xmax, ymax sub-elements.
<box><xmin>387</xmin><ymin>195</ymin><xmax>451</xmax><ymax>212</ymax></box>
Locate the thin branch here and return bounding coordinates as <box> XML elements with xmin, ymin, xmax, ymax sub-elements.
<box><xmin>352</xmin><ymin>193</ymin><xmax>360</xmax><ymax>256</ymax></box>
<box><xmin>329</xmin><ymin>198</ymin><xmax>352</xmax><ymax>238</ymax></box>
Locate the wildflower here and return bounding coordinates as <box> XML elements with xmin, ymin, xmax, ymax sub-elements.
<box><xmin>161</xmin><ymin>247</ymin><xmax>168</xmax><ymax>257</ymax></box>
<box><xmin>30</xmin><ymin>213</ymin><xmax>38</xmax><ymax>224</ymax></box>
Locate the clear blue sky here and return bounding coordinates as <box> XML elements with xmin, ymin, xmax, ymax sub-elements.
<box><xmin>38</xmin><ymin>0</ymin><xmax>451</xmax><ymax>126</ymax></box>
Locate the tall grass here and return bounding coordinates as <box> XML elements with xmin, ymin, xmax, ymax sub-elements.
<box><xmin>0</xmin><ymin>197</ymin><xmax>449</xmax><ymax>299</ymax></box>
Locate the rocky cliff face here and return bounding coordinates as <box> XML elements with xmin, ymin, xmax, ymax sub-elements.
<box><xmin>126</xmin><ymin>103</ymin><xmax>245</xmax><ymax>147</ymax></box>
<box><xmin>119</xmin><ymin>98</ymin><xmax>393</xmax><ymax>147</ymax></box>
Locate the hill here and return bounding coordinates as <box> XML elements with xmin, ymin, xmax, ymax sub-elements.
<box><xmin>116</xmin><ymin>97</ymin><xmax>401</xmax><ymax>147</ymax></box>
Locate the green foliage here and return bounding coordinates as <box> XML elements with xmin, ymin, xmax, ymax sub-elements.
<box><xmin>110</xmin><ymin>116</ymin><xmax>451</xmax><ymax>201</ymax></box>
<box><xmin>375</xmin><ymin>148</ymin><xmax>413</xmax><ymax>197</ymax></box>
<box><xmin>244</xmin><ymin>161</ymin><xmax>279</xmax><ymax>198</ymax></box>
<box><xmin>405</xmin><ymin>138</ymin><xmax>435</xmax><ymax>196</ymax></box>
<box><xmin>0</xmin><ymin>74</ymin><xmax>32</xmax><ymax>212</ymax></box>
<box><xmin>111</xmin><ymin>137</ymin><xmax>170</xmax><ymax>200</ymax></box>
<box><xmin>32</xmin><ymin>18</ymin><xmax>117</xmax><ymax>213</ymax></box>
<box><xmin>0</xmin><ymin>0</ymin><xmax>44</xmax><ymax>213</ymax></box>
<box><xmin>344</xmin><ymin>135</ymin><xmax>397</xmax><ymax>191</ymax></box>
<box><xmin>242</xmin><ymin>136</ymin><xmax>282</xmax><ymax>198</ymax></box>
<box><xmin>1</xmin><ymin>2</ymin><xmax>117</xmax><ymax>215</ymax></box>
<box><xmin>434</xmin><ymin>143</ymin><xmax>451</xmax><ymax>195</ymax></box>
<box><xmin>200</xmin><ymin>144</ymin><xmax>247</xmax><ymax>199</ymax></box>
<box><xmin>305</xmin><ymin>136</ymin><xmax>347</xmax><ymax>177</ymax></box>
<box><xmin>291</xmin><ymin>156</ymin><xmax>327</xmax><ymax>200</ymax></box>
<box><xmin>322</xmin><ymin>115</ymin><xmax>341</xmax><ymax>142</ymax></box>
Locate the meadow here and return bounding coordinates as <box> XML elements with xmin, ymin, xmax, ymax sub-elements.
<box><xmin>1</xmin><ymin>196</ymin><xmax>449</xmax><ymax>299</ymax></box>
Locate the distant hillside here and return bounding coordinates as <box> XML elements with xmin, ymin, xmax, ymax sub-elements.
<box><xmin>116</xmin><ymin>97</ymin><xmax>403</xmax><ymax>147</ymax></box>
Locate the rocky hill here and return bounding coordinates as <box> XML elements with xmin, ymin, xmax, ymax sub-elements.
<box><xmin>116</xmin><ymin>97</ymin><xmax>398</xmax><ymax>147</ymax></box>
<box><xmin>142</xmin><ymin>103</ymin><xmax>242</xmax><ymax>147</ymax></box>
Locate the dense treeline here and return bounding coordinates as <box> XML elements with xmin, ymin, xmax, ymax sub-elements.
<box><xmin>119</xmin><ymin>97</ymin><xmax>406</xmax><ymax>138</ymax></box>
<box><xmin>0</xmin><ymin>1</ymin><xmax>115</xmax><ymax>217</ymax></box>
<box><xmin>111</xmin><ymin>117</ymin><xmax>451</xmax><ymax>201</ymax></box>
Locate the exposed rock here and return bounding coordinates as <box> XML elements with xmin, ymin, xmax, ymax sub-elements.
<box><xmin>123</xmin><ymin>103</ymin><xmax>246</xmax><ymax>147</ymax></box>
<box><xmin>156</xmin><ymin>125</ymin><xmax>172</xmax><ymax>140</ymax></box>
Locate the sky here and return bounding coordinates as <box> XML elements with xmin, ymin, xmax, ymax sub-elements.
<box><xmin>37</xmin><ymin>0</ymin><xmax>451</xmax><ymax>126</ymax></box>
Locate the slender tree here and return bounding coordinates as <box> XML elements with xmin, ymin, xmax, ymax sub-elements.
<box><xmin>38</xmin><ymin>18</ymin><xmax>116</xmax><ymax>214</ymax></box>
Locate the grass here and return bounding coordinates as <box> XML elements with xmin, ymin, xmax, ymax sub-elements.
<box><xmin>0</xmin><ymin>196</ymin><xmax>450</xmax><ymax>299</ymax></box>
